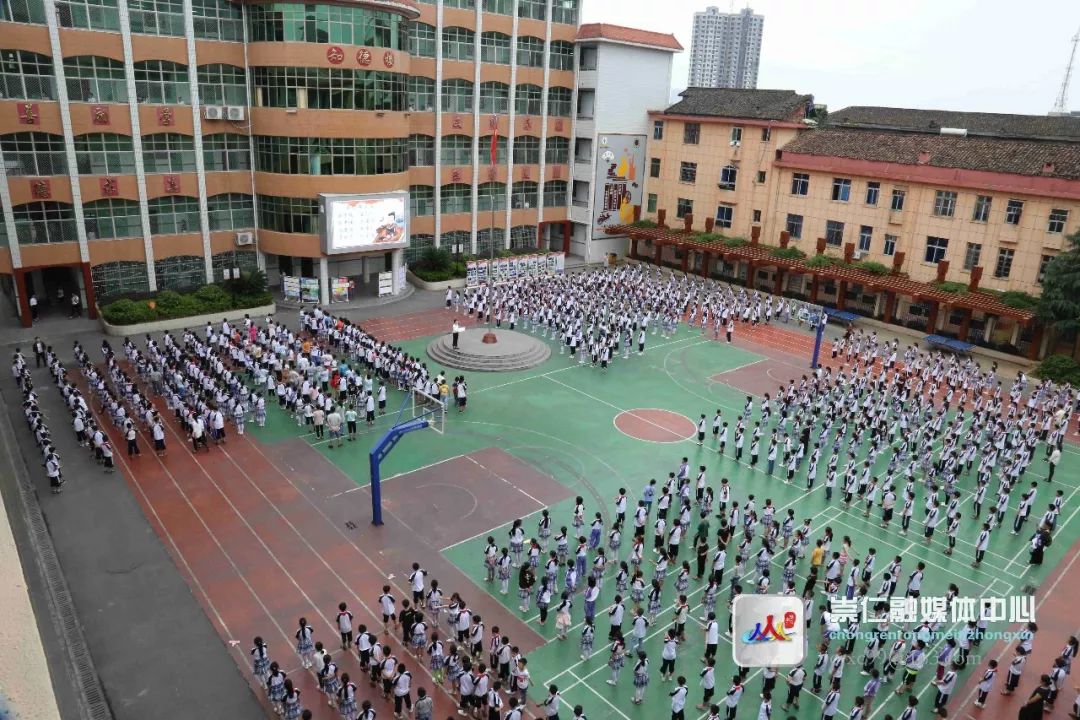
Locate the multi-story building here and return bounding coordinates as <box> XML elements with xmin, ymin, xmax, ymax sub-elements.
<box><xmin>567</xmin><ymin>23</ymin><xmax>681</xmax><ymax>262</ymax></box>
<box><xmin>0</xmin><ymin>0</ymin><xmax>580</xmax><ymax>323</ymax></box>
<box><xmin>687</xmin><ymin>6</ymin><xmax>763</xmax><ymax>90</ymax></box>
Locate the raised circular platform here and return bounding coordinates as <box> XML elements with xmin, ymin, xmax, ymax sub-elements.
<box><xmin>427</xmin><ymin>328</ymin><xmax>551</xmax><ymax>372</ymax></box>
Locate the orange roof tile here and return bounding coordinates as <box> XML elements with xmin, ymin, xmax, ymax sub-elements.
<box><xmin>576</xmin><ymin>23</ymin><xmax>684</xmax><ymax>52</ymax></box>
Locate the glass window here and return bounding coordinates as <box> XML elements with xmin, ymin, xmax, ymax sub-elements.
<box><xmin>476</xmin><ymin>227</ymin><xmax>503</xmax><ymax>256</ymax></box>
<box><xmin>715</xmin><ymin>204</ymin><xmax>733</xmax><ymax>229</ymax></box>
<box><xmin>207</xmin><ymin>193</ymin><xmax>254</xmax><ymax>230</ymax></box>
<box><xmin>440</xmin><ymin>135</ymin><xmax>472</xmax><ymax>165</ymax></box>
<box><xmin>513</xmin><ymin>136</ymin><xmax>540</xmax><ymax>164</ymax></box>
<box><xmin>480</xmin><ymin>32</ymin><xmax>511</xmax><ymax>64</ymax></box>
<box><xmin>197</xmin><ymin>64</ymin><xmax>246</xmax><ymax>106</ymax></box>
<box><xmin>1</xmin><ymin>0</ymin><xmax>47</xmax><ymax>24</ymax></box>
<box><xmin>74</xmin><ymin>133</ymin><xmax>135</xmax><ymax>174</ymax></box>
<box><xmin>407</xmin><ymin>75</ymin><xmax>435</xmax><ymax>112</ymax></box>
<box><xmin>510</xmin><ymin>181</ymin><xmax>537</xmax><ymax>209</ymax></box>
<box><xmin>546</xmin><ymin>87</ymin><xmax>572</xmax><ymax>116</ymax></box>
<box><xmin>0</xmin><ymin>50</ymin><xmax>54</xmax><ymax>100</ymax></box>
<box><xmin>890</xmin><ymin>188</ymin><xmax>906</xmax><ymax>211</ymax></box>
<box><xmin>719</xmin><ymin>165</ymin><xmax>737</xmax><ymax>190</ymax></box>
<box><xmin>483</xmin><ymin>0</ymin><xmax>512</xmax><ymax>14</ymax></box>
<box><xmin>647</xmin><ymin>194</ymin><xmax>657</xmax><ymax>213</ymax></box>
<box><xmin>128</xmin><ymin>0</ymin><xmax>184</xmax><ymax>36</ymax></box>
<box><xmin>550</xmin><ymin>41</ymin><xmax>574</xmax><ymax>71</ymax></box>
<box><xmin>510</xmin><ymin>224</ymin><xmax>536</xmax><ymax>249</ymax></box>
<box><xmin>543</xmin><ymin>180</ymin><xmax>566</xmax><ymax>208</ymax></box>
<box><xmin>479</xmin><ymin>81</ymin><xmax>509</xmax><ymax>113</ymax></box>
<box><xmin>405</xmin><ymin>233</ymin><xmax>434</xmax><ymax>264</ymax></box>
<box><xmin>1005</xmin><ymin>199</ymin><xmax>1023</xmax><ymax>225</ymax></box>
<box><xmin>518</xmin><ymin>0</ymin><xmax>545</xmax><ymax>20</ymax></box>
<box><xmin>410</xmin><ymin>22</ymin><xmax>437</xmax><ymax>58</ymax></box>
<box><xmin>444</xmin><ymin>0</ymin><xmax>474</xmax><ymax>8</ymax></box>
<box><xmin>963</xmin><ymin>242</ymin><xmax>982</xmax><ymax>270</ymax></box>
<box><xmin>254</xmin><ymin>136</ymin><xmax>407</xmax><ymax>175</ymax></box>
<box><xmin>831</xmin><ymin>178</ymin><xmax>851</xmax><ymax>202</ymax></box>
<box><xmin>790</xmin><ymin>173</ymin><xmax>808</xmax><ymax>196</ymax></box>
<box><xmin>0</xmin><ymin>132</ymin><xmax>67</xmax><ymax>175</ymax></box>
<box><xmin>825</xmin><ymin>220</ymin><xmax>844</xmax><ymax>246</ymax></box>
<box><xmin>154</xmin><ymin>255</ymin><xmax>205</xmax><ymax>290</ymax></box>
<box><xmin>247</xmin><ymin>3</ymin><xmax>407</xmax><ymax>50</ymax></box>
<box><xmin>679</xmin><ymin>161</ymin><xmax>697</xmax><ymax>183</ymax></box>
<box><xmin>730</xmin><ymin>127</ymin><xmax>742</xmax><ymax>144</ymax></box>
<box><xmin>545</xmin><ymin>136</ymin><xmax>568</xmax><ymax>164</ymax></box>
<box><xmin>409</xmin><ymin>185</ymin><xmax>434</xmax><ymax>216</ymax></box>
<box><xmin>933</xmin><ymin>190</ymin><xmax>957</xmax><ymax>217</ymax></box>
<box><xmin>858</xmin><ymin>225</ymin><xmax>872</xmax><ymax>252</ymax></box>
<box><xmin>1037</xmin><ymin>255</ymin><xmax>1052</xmax><ymax>284</ymax></box>
<box><xmin>653</xmin><ymin>120</ymin><xmax>663</xmax><ymax>140</ymax></box>
<box><xmin>478</xmin><ymin>182</ymin><xmax>506</xmax><ymax>211</ymax></box>
<box><xmin>134</xmin><ymin>60</ymin><xmax>190</xmax><ymax>104</ymax></box>
<box><xmin>993</xmin><ymin>248</ymin><xmax>1014</xmax><ymax>278</ymax></box>
<box><xmin>441</xmin><ymin>79</ymin><xmax>473</xmax><ymax>112</ymax></box>
<box><xmin>924</xmin><ymin>236</ymin><xmax>949</xmax><ymax>263</ymax></box>
<box><xmin>481</xmin><ymin>135</ymin><xmax>508</xmax><ymax>164</ymax></box>
<box><xmin>440</xmin><ymin>229</ymin><xmax>470</xmax><ymax>254</ymax></box>
<box><xmin>250</xmin><ymin>67</ymin><xmax>405</xmax><ymax>111</ymax></box>
<box><xmin>683</xmin><ymin>123</ymin><xmax>700</xmax><ymax>144</ymax></box>
<box><xmin>203</xmin><ymin>133</ymin><xmax>250</xmax><ymax>171</ymax></box>
<box><xmin>551</xmin><ymin>0</ymin><xmax>576</xmax><ymax>23</ymax></box>
<box><xmin>148</xmin><ymin>195</ymin><xmax>201</xmax><ymax>235</ymax></box>
<box><xmin>785</xmin><ymin>213</ymin><xmax>802</xmax><ymax>239</ymax></box>
<box><xmin>257</xmin><ymin>195</ymin><xmax>319</xmax><ymax>233</ymax></box>
<box><xmin>676</xmin><ymin>198</ymin><xmax>693</xmax><ymax>219</ymax></box>
<box><xmin>1048</xmin><ymin>208</ymin><xmax>1069</xmax><ymax>234</ymax></box>
<box><xmin>515</xmin><ymin>84</ymin><xmax>541</xmax><ymax>115</ymax></box>
<box><xmin>210</xmin><ymin>249</ymin><xmax>256</xmax><ymax>281</ymax></box>
<box><xmin>13</xmin><ymin>201</ymin><xmax>77</xmax><ymax>244</ymax></box>
<box><xmin>649</xmin><ymin>158</ymin><xmax>660</xmax><ymax>178</ymax></box>
<box><xmin>55</xmin><ymin>0</ymin><xmax>120</xmax><ymax>31</ymax></box>
<box><xmin>971</xmin><ymin>195</ymin><xmax>992</xmax><ymax>222</ymax></box>
<box><xmin>761</xmin><ymin>127</ymin><xmax>771</xmax><ymax>142</ymax></box>
<box><xmin>407</xmin><ymin>134</ymin><xmax>435</xmax><ymax>166</ymax></box>
<box><xmin>64</xmin><ymin>55</ymin><xmax>127</xmax><ymax>102</ymax></box>
<box><xmin>142</xmin><ymin>133</ymin><xmax>196</xmax><ymax>172</ymax></box>
<box><xmin>83</xmin><ymin>198</ymin><xmax>140</xmax><ymax>240</ymax></box>
<box><xmin>516</xmin><ymin>36</ymin><xmax>544</xmax><ymax>67</ymax></box>
<box><xmin>442</xmin><ymin>27</ymin><xmax>474</xmax><ymax>61</ymax></box>
<box><xmin>441</xmin><ymin>183</ymin><xmax>471</xmax><ymax>214</ymax></box>
<box><xmin>883</xmin><ymin>234</ymin><xmax>897</xmax><ymax>256</ymax></box>
<box><xmin>865</xmin><ymin>182</ymin><xmax>879</xmax><ymax>206</ymax></box>
<box><xmin>191</xmin><ymin>0</ymin><xmax>244</xmax><ymax>41</ymax></box>
<box><xmin>91</xmin><ymin>261</ymin><xmax>149</xmax><ymax>299</ymax></box>
<box><xmin>755</xmin><ymin>170</ymin><xmax>766</xmax><ymax>183</ymax></box>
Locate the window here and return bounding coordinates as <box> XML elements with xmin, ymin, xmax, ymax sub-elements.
<box><xmin>91</xmin><ymin>262</ymin><xmax>149</xmax><ymax>300</ymax></box>
<box><xmin>405</xmin><ymin>233</ymin><xmax>434</xmax><ymax>264</ymax></box>
<box><xmin>410</xmin><ymin>23</ymin><xmax>436</xmax><ymax>58</ymax></box>
<box><xmin>0</xmin><ymin>132</ymin><xmax>67</xmax><ymax>175</ymax></box>
<box><xmin>480</xmin><ymin>31</ymin><xmax>510</xmax><ymax>64</ymax></box>
<box><xmin>518</xmin><ymin>0</ymin><xmax>545</xmax><ymax>20</ymax></box>
<box><xmin>154</xmin><ymin>255</ymin><xmax>205</xmax><ymax>290</ymax></box>
<box><xmin>543</xmin><ymin>180</ymin><xmax>567</xmax><ymax>208</ymax></box>
<box><xmin>479</xmin><ymin>81</ymin><xmax>509</xmax><ymax>113</ymax></box>
<box><xmin>510</xmin><ymin>225</ymin><xmax>536</xmax><ymax>249</ymax></box>
<box><xmin>993</xmin><ymin>248</ymin><xmax>1014</xmax><ymax>278</ymax></box>
<box><xmin>482</xmin><ymin>135</ymin><xmax>508</xmax><ymax>164</ymax></box>
<box><xmin>74</xmin><ymin>133</ymin><xmax>135</xmax><ymax>174</ymax></box>
<box><xmin>128</xmin><ymin>0</ymin><xmax>184</xmax><ymax>36</ymax></box>
<box><xmin>761</xmin><ymin>127</ymin><xmax>771</xmax><ymax>142</ymax></box>
<box><xmin>883</xmin><ymin>234</ymin><xmax>897</xmax><ymax>256</ymax></box>
<box><xmin>515</xmin><ymin>84</ymin><xmax>542</xmax><ymax>115</ymax></box>
<box><xmin>676</xmin><ymin>198</ymin><xmax>693</xmax><ymax>219</ymax></box>
<box><xmin>790</xmin><ymin>173</ymin><xmax>809</xmax><ymax>196</ymax></box>
<box><xmin>1048</xmin><ymin>208</ymin><xmax>1069</xmax><ymax>234</ymax></box>
<box><xmin>83</xmin><ymin>198</ymin><xmax>141</xmax><ymax>240</ymax></box>
<box><xmin>730</xmin><ymin>127</ymin><xmax>742</xmax><ymax>144</ymax></box>
<box><xmin>476</xmin><ymin>228</ymin><xmax>504</xmax><ymax>256</ymax></box>
<box><xmin>825</xmin><ymin>220</ymin><xmax>844</xmax><ymax>246</ymax></box>
<box><xmin>191</xmin><ymin>0</ymin><xmax>244</xmax><ymax>42</ymax></box>
<box><xmin>148</xmin><ymin>196</ymin><xmax>200</xmax><ymax>234</ymax></box>
<box><xmin>865</xmin><ymin>182</ymin><xmax>879</xmax><ymax>206</ymax></box>
<box><xmin>251</xmin><ymin>67</ymin><xmax>406</xmax><ymax>111</ymax></box>
<box><xmin>440</xmin><ymin>135</ymin><xmax>472</xmax><ymax>165</ymax></box>
<box><xmin>443</xmin><ymin>0</ymin><xmax>474</xmax><ymax>8</ymax></box>
<box><xmin>1005</xmin><ymin>199</ymin><xmax>1023</xmax><ymax>225</ymax></box>
<box><xmin>477</xmin><ymin>182</ymin><xmax>506</xmax><ymax>211</ymax></box>
<box><xmin>545</xmin><ymin>136</ymin><xmax>568</xmax><ymax>164</ymax></box>
<box><xmin>858</xmin><ymin>225</ymin><xmax>872</xmax><ymax>252</ymax></box>
<box><xmin>546</xmin><ymin>87</ymin><xmax>572</xmax><ymax>117</ymax></box>
<box><xmin>254</xmin><ymin>136</ymin><xmax>407</xmax><ymax>175</ymax></box>
<box><xmin>207</xmin><ymin>193</ymin><xmax>254</xmax><ymax>230</ymax></box>
<box><xmin>933</xmin><ymin>190</ymin><xmax>957</xmax><ymax>217</ymax></box>
<box><xmin>890</xmin><ymin>188</ymin><xmax>906</xmax><ymax>211</ymax></box>
<box><xmin>440</xmin><ymin>230</ymin><xmax>469</xmax><ymax>254</ymax></box>
<box><xmin>752</xmin><ymin>209</ymin><xmax>761</xmax><ymax>223</ymax></box>
<box><xmin>409</xmin><ymin>185</ymin><xmax>434</xmax><ymax>216</ymax></box>
<box><xmin>1</xmin><ymin>0</ymin><xmax>46</xmax><ymax>23</ymax></box>
<box><xmin>442</xmin><ymin>27</ymin><xmax>474</xmax><ymax>61</ymax></box>
<box><xmin>441</xmin><ymin>79</ymin><xmax>473</xmax><ymax>112</ymax></box>
<box><xmin>510</xmin><ymin>181</ymin><xmax>537</xmax><ymax>209</ymax></box>
<box><xmin>1038</xmin><ymin>255</ymin><xmax>1053</xmax><ymax>283</ymax></box>
<box><xmin>969</xmin><ymin>194</ymin><xmax>992</xmax><ymax>223</ymax></box>
<box><xmin>831</xmin><ymin>178</ymin><xmax>851</xmax><ymax>202</ymax></box>
<box><xmin>64</xmin><ymin>55</ymin><xmax>126</xmax><ymax>102</ymax></box>
<box><xmin>483</xmin><ymin>0</ymin><xmax>513</xmax><ymax>14</ymax></box>
<box><xmin>551</xmin><ymin>0</ymin><xmax>576</xmax><ymax>23</ymax></box>
<box><xmin>924</xmin><ymin>236</ymin><xmax>949</xmax><ymax>263</ymax></box>
<box><xmin>211</xmin><ymin>250</ymin><xmax>257</xmax><ymax>282</ymax></box>
<box><xmin>683</xmin><ymin>123</ymin><xmax>700</xmax><ymax>144</ymax></box>
<box><xmin>407</xmin><ymin>134</ymin><xmax>434</xmax><ymax>166</ymax></box>
<box><xmin>549</xmin><ymin>41</ymin><xmax>574</xmax><ymax>71</ymax></box>
<box><xmin>54</xmin><ymin>0</ymin><xmax>120</xmax><ymax>31</ymax></box>
<box><xmin>407</xmin><ymin>76</ymin><xmax>435</xmax><ymax>112</ymax></box>
<box><xmin>516</xmin><ymin>36</ymin><xmax>544</xmax><ymax>67</ymax></box>
<box><xmin>647</xmin><ymin>193</ymin><xmax>657</xmax><ymax>213</ymax></box>
<box><xmin>134</xmin><ymin>60</ymin><xmax>190</xmax><ymax>104</ymax></box>
<box><xmin>785</xmin><ymin>213</ymin><xmax>803</xmax><ymax>240</ymax></box>
<box><xmin>718</xmin><ymin>165</ymin><xmax>737</xmax><ymax>191</ymax></box>
<box><xmin>247</xmin><ymin>3</ymin><xmax>407</xmax><ymax>50</ymax></box>
<box><xmin>142</xmin><ymin>133</ymin><xmax>195</xmax><ymax>172</ymax></box>
<box><xmin>755</xmin><ymin>170</ymin><xmax>766</xmax><ymax>183</ymax></box>
<box><xmin>962</xmin><ymin>242</ymin><xmax>982</xmax><ymax>271</ymax></box>
<box><xmin>197</xmin><ymin>64</ymin><xmax>246</xmax><ymax>106</ymax></box>
<box><xmin>653</xmin><ymin>120</ymin><xmax>664</xmax><ymax>140</ymax></box>
<box><xmin>0</xmin><ymin>50</ymin><xmax>54</xmax><ymax>100</ymax></box>
<box><xmin>13</xmin><ymin>201</ymin><xmax>77</xmax><ymax>244</ymax></box>
<box><xmin>256</xmin><ymin>195</ymin><xmax>319</xmax><ymax>233</ymax></box>
<box><xmin>441</xmin><ymin>183</ymin><xmax>471</xmax><ymax>214</ymax></box>
<box><xmin>649</xmin><ymin>158</ymin><xmax>660</xmax><ymax>178</ymax></box>
<box><xmin>202</xmin><ymin>133</ymin><xmax>250</xmax><ymax>171</ymax></box>
<box><xmin>679</xmin><ymin>162</ymin><xmax>697</xmax><ymax>183</ymax></box>
<box><xmin>715</xmin><ymin>204</ymin><xmax>733</xmax><ymax>229</ymax></box>
<box><xmin>513</xmin><ymin>136</ymin><xmax>540</xmax><ymax>164</ymax></box>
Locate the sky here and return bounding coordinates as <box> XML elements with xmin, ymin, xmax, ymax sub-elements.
<box><xmin>580</xmin><ymin>0</ymin><xmax>1080</xmax><ymax>115</ymax></box>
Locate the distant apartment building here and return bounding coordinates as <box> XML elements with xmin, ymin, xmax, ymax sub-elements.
<box><xmin>687</xmin><ymin>6</ymin><xmax>763</xmax><ymax>89</ymax></box>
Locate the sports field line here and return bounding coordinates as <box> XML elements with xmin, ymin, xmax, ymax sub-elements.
<box><xmin>326</xmin><ymin>453</ymin><xmax>469</xmax><ymax>498</ymax></box>
<box><xmin>569</xmin><ymin>669</ymin><xmax>633</xmax><ymax>720</ymax></box>
<box><xmin>1001</xmin><ymin>478</ymin><xmax>1080</xmax><ymax>576</ymax></box>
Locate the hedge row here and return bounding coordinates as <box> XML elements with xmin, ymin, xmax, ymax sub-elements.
<box><xmin>101</xmin><ymin>284</ymin><xmax>273</xmax><ymax>325</ymax></box>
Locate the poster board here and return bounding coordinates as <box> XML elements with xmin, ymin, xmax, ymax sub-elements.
<box><xmin>331</xmin><ymin>277</ymin><xmax>350</xmax><ymax>303</ymax></box>
<box><xmin>466</xmin><ymin>260</ymin><xmax>478</xmax><ymax>286</ymax></box>
<box><xmin>321</xmin><ymin>192</ymin><xmax>408</xmax><ymax>254</ymax></box>
<box><xmin>300</xmin><ymin>277</ymin><xmax>320</xmax><ymax>303</ymax></box>
<box><xmin>377</xmin><ymin>272</ymin><xmax>393</xmax><ymax>297</ymax></box>
<box><xmin>283</xmin><ymin>276</ymin><xmax>301</xmax><ymax>302</ymax></box>
<box><xmin>593</xmin><ymin>134</ymin><xmax>646</xmax><ymax>238</ymax></box>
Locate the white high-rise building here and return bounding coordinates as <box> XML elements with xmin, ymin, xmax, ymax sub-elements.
<box><xmin>688</xmin><ymin>6</ymin><xmax>764</xmax><ymax>89</ymax></box>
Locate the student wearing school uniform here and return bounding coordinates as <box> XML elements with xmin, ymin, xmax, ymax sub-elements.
<box><xmin>1003</xmin><ymin>648</ymin><xmax>1028</xmax><ymax>694</ymax></box>
<box><xmin>723</xmin><ymin>676</ymin><xmax>743</xmax><ymax>720</ymax></box>
<box><xmin>538</xmin><ymin>685</ymin><xmax>561</xmax><ymax>720</ymax></box>
<box><xmin>822</xmin><ymin>684</ymin><xmax>841</xmax><ymax>720</ymax></box>
<box><xmin>671</xmin><ymin>676</ymin><xmax>689</xmax><ymax>720</ymax></box>
<box><xmin>932</xmin><ymin>662</ymin><xmax>959</xmax><ymax>709</ymax></box>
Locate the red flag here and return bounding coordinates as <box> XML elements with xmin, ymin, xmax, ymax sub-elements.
<box><xmin>489</xmin><ymin>115</ymin><xmax>499</xmax><ymax>166</ymax></box>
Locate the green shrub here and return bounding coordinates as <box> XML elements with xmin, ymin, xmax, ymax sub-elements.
<box><xmin>234</xmin><ymin>292</ymin><xmax>273</xmax><ymax>309</ymax></box>
<box><xmin>1035</xmin><ymin>354</ymin><xmax>1080</xmax><ymax>385</ymax></box>
<box><xmin>102</xmin><ymin>298</ymin><xmax>156</xmax><ymax>325</ymax></box>
<box><xmin>805</xmin><ymin>254</ymin><xmax>840</xmax><ymax>268</ymax></box>
<box><xmin>630</xmin><ymin>219</ymin><xmax>657</xmax><ymax>228</ymax></box>
<box><xmin>999</xmin><ymin>290</ymin><xmax>1039</xmax><ymax>310</ymax></box>
<box><xmin>935</xmin><ymin>281</ymin><xmax>968</xmax><ymax>295</ymax></box>
<box><xmin>192</xmin><ymin>283</ymin><xmax>231</xmax><ymax>311</ymax></box>
<box><xmin>101</xmin><ymin>283</ymin><xmax>273</xmax><ymax>325</ymax></box>
<box><xmin>770</xmin><ymin>247</ymin><xmax>807</xmax><ymax>260</ymax></box>
<box><xmin>722</xmin><ymin>237</ymin><xmax>748</xmax><ymax>248</ymax></box>
<box><xmin>854</xmin><ymin>260</ymin><xmax>890</xmax><ymax>275</ymax></box>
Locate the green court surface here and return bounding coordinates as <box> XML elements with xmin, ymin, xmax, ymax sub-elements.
<box><xmin>249</xmin><ymin>323</ymin><xmax>1080</xmax><ymax>720</ymax></box>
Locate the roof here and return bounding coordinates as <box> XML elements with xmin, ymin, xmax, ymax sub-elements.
<box><xmin>828</xmin><ymin>106</ymin><xmax>1080</xmax><ymax>142</ymax></box>
<box><xmin>575</xmin><ymin>23</ymin><xmax>683</xmax><ymax>52</ymax></box>
<box><xmin>662</xmin><ymin>88</ymin><xmax>813</xmax><ymax>121</ymax></box>
<box><xmin>781</xmin><ymin>128</ymin><xmax>1080</xmax><ymax>180</ymax></box>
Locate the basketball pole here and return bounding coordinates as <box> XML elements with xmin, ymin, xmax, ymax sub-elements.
<box><xmin>810</xmin><ymin>312</ymin><xmax>828</xmax><ymax>370</ymax></box>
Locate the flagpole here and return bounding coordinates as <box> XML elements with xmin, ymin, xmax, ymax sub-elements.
<box><xmin>483</xmin><ymin>113</ymin><xmax>499</xmax><ymax>344</ymax></box>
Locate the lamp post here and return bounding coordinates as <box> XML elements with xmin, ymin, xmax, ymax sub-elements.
<box><xmin>482</xmin><ymin>114</ymin><xmax>500</xmax><ymax>344</ymax></box>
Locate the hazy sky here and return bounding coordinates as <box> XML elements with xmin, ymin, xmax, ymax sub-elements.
<box><xmin>581</xmin><ymin>0</ymin><xmax>1080</xmax><ymax>115</ymax></box>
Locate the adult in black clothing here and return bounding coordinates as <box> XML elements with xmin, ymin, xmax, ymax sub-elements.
<box><xmin>1028</xmin><ymin>525</ymin><xmax>1052</xmax><ymax>566</ymax></box>
<box><xmin>1018</xmin><ymin>675</ymin><xmax>1052</xmax><ymax>720</ymax></box>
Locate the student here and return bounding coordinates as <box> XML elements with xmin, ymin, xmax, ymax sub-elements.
<box><xmin>538</xmin><ymin>685</ymin><xmax>561</xmax><ymax>720</ymax></box>
<box><xmin>671</xmin><ymin>676</ymin><xmax>689</xmax><ymax>720</ymax></box>
<box><xmin>932</xmin><ymin>662</ymin><xmax>959</xmax><ymax>709</ymax></box>
<box><xmin>336</xmin><ymin>603</ymin><xmax>355</xmax><ymax>650</ymax></box>
<box><xmin>822</xmin><ymin>683</ymin><xmax>841</xmax><ymax>720</ymax></box>
<box><xmin>1003</xmin><ymin>647</ymin><xmax>1028</xmax><ymax>695</ymax></box>
<box><xmin>723</xmin><ymin>675</ymin><xmax>743</xmax><ymax>720</ymax></box>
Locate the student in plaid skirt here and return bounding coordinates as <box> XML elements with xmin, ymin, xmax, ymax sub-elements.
<box><xmin>580</xmin><ymin>619</ymin><xmax>595</xmax><ymax>660</ymax></box>
<box><xmin>675</xmin><ymin>562</ymin><xmax>691</xmax><ymax>593</ymax></box>
<box><xmin>607</xmin><ymin>637</ymin><xmax>626</xmax><ymax>685</ymax></box>
<box><xmin>615</xmin><ymin>562</ymin><xmax>630</xmax><ymax>593</ymax></box>
<box><xmin>427</xmin><ymin>634</ymin><xmax>445</xmax><ymax>684</ymax></box>
<box><xmin>630</xmin><ymin>572</ymin><xmax>646</xmax><ymax>607</ymax></box>
<box><xmin>267</xmin><ymin>663</ymin><xmax>287</xmax><ymax>714</ymax></box>
<box><xmin>282</xmin><ymin>680</ymin><xmax>303</xmax><ymax>720</ymax></box>
<box><xmin>647</xmin><ymin>582</ymin><xmax>664</xmax><ymax>620</ymax></box>
<box><xmin>632</xmin><ymin>653</ymin><xmax>651</xmax><ymax>704</ymax></box>
<box><xmin>337</xmin><ymin>675</ymin><xmax>358</xmax><ymax>720</ymax></box>
<box><xmin>321</xmin><ymin>657</ymin><xmax>341</xmax><ymax>708</ymax></box>
<box><xmin>251</xmin><ymin>637</ymin><xmax>271</xmax><ymax>683</ymax></box>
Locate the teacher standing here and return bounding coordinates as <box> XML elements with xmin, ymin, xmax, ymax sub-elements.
<box><xmin>452</xmin><ymin>320</ymin><xmax>464</xmax><ymax>350</ymax></box>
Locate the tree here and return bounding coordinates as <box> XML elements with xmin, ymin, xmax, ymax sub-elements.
<box><xmin>1038</xmin><ymin>228</ymin><xmax>1080</xmax><ymax>358</ymax></box>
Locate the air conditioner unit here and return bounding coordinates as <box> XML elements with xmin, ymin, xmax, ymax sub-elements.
<box><xmin>225</xmin><ymin>106</ymin><xmax>246</xmax><ymax>121</ymax></box>
<box><xmin>235</xmin><ymin>231</ymin><xmax>254</xmax><ymax>246</ymax></box>
<box><xmin>203</xmin><ymin>105</ymin><xmax>224</xmax><ymax>120</ymax></box>
<box><xmin>730</xmin><ymin>141</ymin><xmax>741</xmax><ymax>147</ymax></box>
<box><xmin>853</xmin><ymin>250</ymin><xmax>864</xmax><ymax>260</ymax></box>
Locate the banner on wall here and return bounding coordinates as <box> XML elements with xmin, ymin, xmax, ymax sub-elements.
<box><xmin>283</xmin><ymin>276</ymin><xmax>301</xmax><ymax>302</ymax></box>
<box><xmin>528</xmin><ymin>254</ymin><xmax>539</xmax><ymax>276</ymax></box>
<box><xmin>331</xmin><ymin>277</ymin><xmax>350</xmax><ymax>303</ymax></box>
<box><xmin>466</xmin><ymin>260</ymin><xmax>478</xmax><ymax>287</ymax></box>
<box><xmin>509</xmin><ymin>256</ymin><xmax>519</xmax><ymax>279</ymax></box>
<box><xmin>546</xmin><ymin>253</ymin><xmax>557</xmax><ymax>275</ymax></box>
<box><xmin>554</xmin><ymin>251</ymin><xmax>565</xmax><ymax>274</ymax></box>
<box><xmin>378</xmin><ymin>272</ymin><xmax>393</xmax><ymax>297</ymax></box>
<box><xmin>300</xmin><ymin>277</ymin><xmax>320</xmax><ymax>303</ymax></box>
<box><xmin>477</xmin><ymin>259</ymin><xmax>489</xmax><ymax>285</ymax></box>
